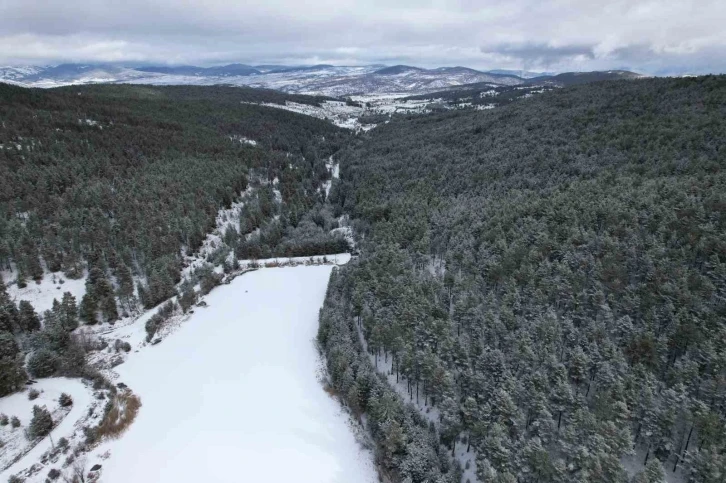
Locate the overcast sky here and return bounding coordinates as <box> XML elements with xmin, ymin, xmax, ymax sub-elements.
<box><xmin>1</xmin><ymin>0</ymin><xmax>724</xmax><ymax>75</ymax></box>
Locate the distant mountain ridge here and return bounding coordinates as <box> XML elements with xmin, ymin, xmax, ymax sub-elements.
<box><xmin>528</xmin><ymin>70</ymin><xmax>645</xmax><ymax>86</ymax></box>
<box><xmin>0</xmin><ymin>63</ymin><xmax>643</xmax><ymax>96</ymax></box>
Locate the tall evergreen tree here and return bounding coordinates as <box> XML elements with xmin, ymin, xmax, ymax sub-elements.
<box><xmin>18</xmin><ymin>300</ymin><xmax>40</xmax><ymax>332</ymax></box>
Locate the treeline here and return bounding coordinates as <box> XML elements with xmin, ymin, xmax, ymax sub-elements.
<box><xmin>236</xmin><ymin>190</ymin><xmax>349</xmax><ymax>259</ymax></box>
<box><xmin>320</xmin><ymin>76</ymin><xmax>726</xmax><ymax>483</ymax></box>
<box><xmin>319</xmin><ymin>266</ymin><xmax>461</xmax><ymax>483</ymax></box>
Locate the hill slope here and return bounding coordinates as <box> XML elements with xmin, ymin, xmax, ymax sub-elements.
<box><xmin>0</xmin><ymin>63</ymin><xmax>525</xmax><ymax>95</ymax></box>
<box><xmin>529</xmin><ymin>70</ymin><xmax>644</xmax><ymax>86</ymax></box>
<box><xmin>0</xmin><ymin>83</ymin><xmax>348</xmax><ymax>311</ymax></box>
<box><xmin>320</xmin><ymin>75</ymin><xmax>726</xmax><ymax>483</ymax></box>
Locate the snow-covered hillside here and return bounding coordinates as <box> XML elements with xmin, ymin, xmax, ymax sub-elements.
<box><xmin>90</xmin><ymin>265</ymin><xmax>376</xmax><ymax>483</ymax></box>
<box><xmin>0</xmin><ymin>63</ymin><xmax>525</xmax><ymax>96</ymax></box>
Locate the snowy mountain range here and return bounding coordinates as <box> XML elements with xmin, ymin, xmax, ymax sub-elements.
<box><xmin>0</xmin><ymin>63</ymin><xmax>643</xmax><ymax>96</ymax></box>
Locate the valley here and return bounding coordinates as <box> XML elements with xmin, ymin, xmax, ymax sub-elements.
<box><xmin>0</xmin><ymin>70</ymin><xmax>724</xmax><ymax>483</ymax></box>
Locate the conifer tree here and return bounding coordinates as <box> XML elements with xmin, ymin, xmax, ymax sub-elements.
<box><xmin>28</xmin><ymin>405</ymin><xmax>53</xmax><ymax>439</ymax></box>
<box><xmin>18</xmin><ymin>300</ymin><xmax>40</xmax><ymax>332</ymax></box>
<box><xmin>59</xmin><ymin>292</ymin><xmax>78</xmax><ymax>331</ymax></box>
<box><xmin>79</xmin><ymin>293</ymin><xmax>97</xmax><ymax>325</ymax></box>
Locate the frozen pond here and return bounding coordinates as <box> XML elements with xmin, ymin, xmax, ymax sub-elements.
<box><xmin>101</xmin><ymin>265</ymin><xmax>376</xmax><ymax>483</ymax></box>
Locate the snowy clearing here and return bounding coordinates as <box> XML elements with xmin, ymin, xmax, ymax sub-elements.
<box><xmin>90</xmin><ymin>265</ymin><xmax>376</xmax><ymax>483</ymax></box>
<box><xmin>1</xmin><ymin>269</ymin><xmax>87</xmax><ymax>315</ymax></box>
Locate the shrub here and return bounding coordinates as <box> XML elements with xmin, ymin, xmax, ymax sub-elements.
<box><xmin>59</xmin><ymin>393</ymin><xmax>73</xmax><ymax>407</ymax></box>
<box><xmin>178</xmin><ymin>288</ymin><xmax>197</xmax><ymax>313</ymax></box>
<box><xmin>47</xmin><ymin>468</ymin><xmax>61</xmax><ymax>480</ymax></box>
<box><xmin>57</xmin><ymin>437</ymin><xmax>69</xmax><ymax>449</ymax></box>
<box><xmin>113</xmin><ymin>339</ymin><xmax>131</xmax><ymax>353</ymax></box>
<box><xmin>144</xmin><ymin>314</ymin><xmax>163</xmax><ymax>342</ymax></box>
<box><xmin>157</xmin><ymin>300</ymin><xmax>177</xmax><ymax>319</ymax></box>
<box><xmin>199</xmin><ymin>270</ymin><xmax>222</xmax><ymax>295</ymax></box>
<box><xmin>8</xmin><ymin>475</ymin><xmax>24</xmax><ymax>483</ymax></box>
<box><xmin>95</xmin><ymin>392</ymin><xmax>142</xmax><ymax>440</ymax></box>
<box><xmin>11</xmin><ymin>416</ymin><xmax>20</xmax><ymax>428</ymax></box>
<box><xmin>26</xmin><ymin>349</ymin><xmax>59</xmax><ymax>378</ymax></box>
<box><xmin>28</xmin><ymin>405</ymin><xmax>53</xmax><ymax>439</ymax></box>
<box><xmin>28</xmin><ymin>388</ymin><xmax>40</xmax><ymax>400</ymax></box>
<box><xmin>57</xmin><ymin>342</ymin><xmax>87</xmax><ymax>377</ymax></box>
<box><xmin>0</xmin><ymin>414</ymin><xmax>8</xmax><ymax>425</ymax></box>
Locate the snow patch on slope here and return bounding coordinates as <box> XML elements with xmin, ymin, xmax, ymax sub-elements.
<box><xmin>1</xmin><ymin>269</ymin><xmax>87</xmax><ymax>315</ymax></box>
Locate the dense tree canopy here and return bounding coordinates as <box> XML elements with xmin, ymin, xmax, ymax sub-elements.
<box><xmin>0</xmin><ymin>83</ymin><xmax>348</xmax><ymax>284</ymax></box>
<box><xmin>320</xmin><ymin>76</ymin><xmax>726</xmax><ymax>483</ymax></box>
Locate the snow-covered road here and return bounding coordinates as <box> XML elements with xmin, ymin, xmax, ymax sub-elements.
<box><xmin>97</xmin><ymin>265</ymin><xmax>376</xmax><ymax>483</ymax></box>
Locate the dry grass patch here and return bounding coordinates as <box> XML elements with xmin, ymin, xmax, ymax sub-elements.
<box><xmin>96</xmin><ymin>391</ymin><xmax>141</xmax><ymax>440</ymax></box>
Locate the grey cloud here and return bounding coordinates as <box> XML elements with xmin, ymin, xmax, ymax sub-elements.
<box><xmin>480</xmin><ymin>43</ymin><xmax>596</xmax><ymax>69</ymax></box>
<box><xmin>0</xmin><ymin>1</ymin><xmax>725</xmax><ymax>75</ymax></box>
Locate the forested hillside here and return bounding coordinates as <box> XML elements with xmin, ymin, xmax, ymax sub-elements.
<box><xmin>319</xmin><ymin>76</ymin><xmax>726</xmax><ymax>483</ymax></box>
<box><xmin>0</xmin><ymin>83</ymin><xmax>347</xmax><ymax>282</ymax></box>
<box><xmin>0</xmin><ymin>83</ymin><xmax>350</xmax><ymax>395</ymax></box>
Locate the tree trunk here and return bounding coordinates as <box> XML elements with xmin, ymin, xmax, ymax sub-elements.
<box><xmin>683</xmin><ymin>425</ymin><xmax>693</xmax><ymax>454</ymax></box>
<box><xmin>643</xmin><ymin>445</ymin><xmax>650</xmax><ymax>465</ymax></box>
<box><xmin>558</xmin><ymin>411</ymin><xmax>563</xmax><ymax>430</ymax></box>
<box><xmin>634</xmin><ymin>422</ymin><xmax>642</xmax><ymax>446</ymax></box>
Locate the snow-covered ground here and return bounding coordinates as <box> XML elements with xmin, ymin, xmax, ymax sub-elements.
<box><xmin>247</xmin><ymin>93</ymin><xmax>505</xmax><ymax>133</ymax></box>
<box><xmin>249</xmin><ymin>101</ymin><xmax>369</xmax><ymax>130</ymax></box>
<box><xmin>0</xmin><ymin>378</ymin><xmax>94</xmax><ymax>478</ymax></box>
<box><xmin>89</xmin><ymin>264</ymin><xmax>376</xmax><ymax>483</ymax></box>
<box><xmin>1</xmin><ymin>269</ymin><xmax>87</xmax><ymax>314</ymax></box>
<box><xmin>249</xmin><ymin>96</ymin><xmax>439</xmax><ymax>132</ymax></box>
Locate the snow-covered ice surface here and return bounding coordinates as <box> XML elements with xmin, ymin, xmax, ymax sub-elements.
<box><xmin>0</xmin><ymin>378</ymin><xmax>93</xmax><ymax>477</ymax></box>
<box><xmin>92</xmin><ymin>264</ymin><xmax>376</xmax><ymax>483</ymax></box>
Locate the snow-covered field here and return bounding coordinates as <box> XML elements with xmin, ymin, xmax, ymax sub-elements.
<box><xmin>248</xmin><ymin>96</ymin><xmax>436</xmax><ymax>132</ymax></box>
<box><xmin>89</xmin><ymin>265</ymin><xmax>375</xmax><ymax>483</ymax></box>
